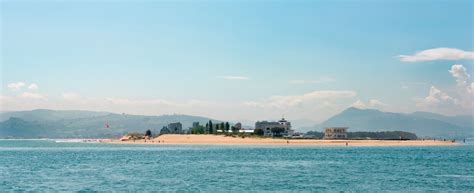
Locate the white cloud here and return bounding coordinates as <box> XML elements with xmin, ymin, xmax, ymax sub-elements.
<box><xmin>244</xmin><ymin>90</ymin><xmax>356</xmax><ymax>108</ymax></box>
<box><xmin>449</xmin><ymin>64</ymin><xmax>473</xmax><ymax>108</ymax></box>
<box><xmin>351</xmin><ymin>100</ymin><xmax>366</xmax><ymax>108</ymax></box>
<box><xmin>19</xmin><ymin>92</ymin><xmax>45</xmax><ymax>100</ymax></box>
<box><xmin>416</xmin><ymin>64</ymin><xmax>473</xmax><ymax>114</ymax></box>
<box><xmin>423</xmin><ymin>86</ymin><xmax>457</xmax><ymax>105</ymax></box>
<box><xmin>449</xmin><ymin>64</ymin><xmax>472</xmax><ymax>92</ymax></box>
<box><xmin>0</xmin><ymin>89</ymin><xmax>359</xmax><ymax>124</ymax></box>
<box><xmin>397</xmin><ymin>48</ymin><xmax>474</xmax><ymax>62</ymax></box>
<box><xmin>218</xmin><ymin>76</ymin><xmax>250</xmax><ymax>80</ymax></box>
<box><xmin>27</xmin><ymin>83</ymin><xmax>39</xmax><ymax>90</ymax></box>
<box><xmin>241</xmin><ymin>90</ymin><xmax>357</xmax><ymax>122</ymax></box>
<box><xmin>351</xmin><ymin>99</ymin><xmax>387</xmax><ymax>109</ymax></box>
<box><xmin>7</xmin><ymin>82</ymin><xmax>26</xmax><ymax>91</ymax></box>
<box><xmin>368</xmin><ymin>99</ymin><xmax>385</xmax><ymax>107</ymax></box>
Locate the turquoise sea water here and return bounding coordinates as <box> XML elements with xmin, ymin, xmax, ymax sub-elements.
<box><xmin>0</xmin><ymin>140</ymin><xmax>473</xmax><ymax>192</ymax></box>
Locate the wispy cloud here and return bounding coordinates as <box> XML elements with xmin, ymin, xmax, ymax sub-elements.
<box><xmin>289</xmin><ymin>77</ymin><xmax>335</xmax><ymax>84</ymax></box>
<box><xmin>20</xmin><ymin>92</ymin><xmax>45</xmax><ymax>100</ymax></box>
<box><xmin>1</xmin><ymin>90</ymin><xmax>358</xmax><ymax>123</ymax></box>
<box><xmin>351</xmin><ymin>99</ymin><xmax>387</xmax><ymax>109</ymax></box>
<box><xmin>397</xmin><ymin>48</ymin><xmax>474</xmax><ymax>62</ymax></box>
<box><xmin>27</xmin><ymin>83</ymin><xmax>39</xmax><ymax>90</ymax></box>
<box><xmin>7</xmin><ymin>82</ymin><xmax>26</xmax><ymax>91</ymax></box>
<box><xmin>218</xmin><ymin>76</ymin><xmax>250</xmax><ymax>80</ymax></box>
<box><xmin>7</xmin><ymin>82</ymin><xmax>40</xmax><ymax>91</ymax></box>
<box><xmin>244</xmin><ymin>90</ymin><xmax>356</xmax><ymax>108</ymax></box>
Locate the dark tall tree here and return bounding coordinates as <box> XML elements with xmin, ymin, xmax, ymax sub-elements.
<box><xmin>225</xmin><ymin>122</ymin><xmax>230</xmax><ymax>132</ymax></box>
<box><xmin>254</xmin><ymin>128</ymin><xmax>264</xmax><ymax>136</ymax></box>
<box><xmin>220</xmin><ymin>122</ymin><xmax>225</xmax><ymax>131</ymax></box>
<box><xmin>208</xmin><ymin>120</ymin><xmax>213</xmax><ymax>134</ymax></box>
<box><xmin>145</xmin><ymin>129</ymin><xmax>152</xmax><ymax>137</ymax></box>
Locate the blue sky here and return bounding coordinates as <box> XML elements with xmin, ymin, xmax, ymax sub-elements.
<box><xmin>1</xmin><ymin>0</ymin><xmax>473</xmax><ymax>123</ymax></box>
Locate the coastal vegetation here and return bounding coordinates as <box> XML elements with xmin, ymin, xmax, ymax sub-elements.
<box><xmin>125</xmin><ymin>133</ymin><xmax>146</xmax><ymax>140</ymax></box>
<box><xmin>306</xmin><ymin>131</ymin><xmax>418</xmax><ymax>140</ymax></box>
<box><xmin>254</xmin><ymin>128</ymin><xmax>264</xmax><ymax>136</ymax></box>
<box><xmin>145</xmin><ymin>129</ymin><xmax>152</xmax><ymax>137</ymax></box>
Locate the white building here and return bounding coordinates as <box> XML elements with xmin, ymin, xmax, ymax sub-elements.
<box><xmin>239</xmin><ymin>129</ymin><xmax>254</xmax><ymax>133</ymax></box>
<box><xmin>324</xmin><ymin>127</ymin><xmax>348</xmax><ymax>139</ymax></box>
<box><xmin>255</xmin><ymin>118</ymin><xmax>294</xmax><ymax>137</ymax></box>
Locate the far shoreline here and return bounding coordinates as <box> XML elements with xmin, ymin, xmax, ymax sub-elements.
<box><xmin>100</xmin><ymin>134</ymin><xmax>459</xmax><ymax>147</ymax></box>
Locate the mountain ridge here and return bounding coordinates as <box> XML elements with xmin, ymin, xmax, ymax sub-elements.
<box><xmin>310</xmin><ymin>107</ymin><xmax>473</xmax><ymax>138</ymax></box>
<box><xmin>1</xmin><ymin>108</ymin><xmax>472</xmax><ymax>138</ymax></box>
<box><xmin>0</xmin><ymin>109</ymin><xmax>222</xmax><ymax>138</ymax></box>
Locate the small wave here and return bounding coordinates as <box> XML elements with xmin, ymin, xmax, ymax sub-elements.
<box><xmin>435</xmin><ymin>174</ymin><xmax>474</xmax><ymax>178</ymax></box>
<box><xmin>54</xmin><ymin>139</ymin><xmax>98</xmax><ymax>143</ymax></box>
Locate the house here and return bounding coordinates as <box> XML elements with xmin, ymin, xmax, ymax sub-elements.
<box><xmin>324</xmin><ymin>127</ymin><xmax>348</xmax><ymax>139</ymax></box>
<box><xmin>255</xmin><ymin>118</ymin><xmax>294</xmax><ymax>137</ymax></box>
<box><xmin>167</xmin><ymin>122</ymin><xmax>183</xmax><ymax>134</ymax></box>
<box><xmin>160</xmin><ymin>126</ymin><xmax>171</xmax><ymax>134</ymax></box>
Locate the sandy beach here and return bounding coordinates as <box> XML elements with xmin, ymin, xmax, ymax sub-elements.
<box><xmin>102</xmin><ymin>134</ymin><xmax>458</xmax><ymax>146</ymax></box>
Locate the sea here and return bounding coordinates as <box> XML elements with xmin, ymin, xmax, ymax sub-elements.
<box><xmin>0</xmin><ymin>140</ymin><xmax>473</xmax><ymax>192</ymax></box>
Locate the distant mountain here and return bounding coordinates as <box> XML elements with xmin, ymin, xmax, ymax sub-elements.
<box><xmin>410</xmin><ymin>111</ymin><xmax>473</xmax><ymax>129</ymax></box>
<box><xmin>0</xmin><ymin>109</ymin><xmax>110</xmax><ymax>122</ymax></box>
<box><xmin>313</xmin><ymin>107</ymin><xmax>473</xmax><ymax>138</ymax></box>
<box><xmin>0</xmin><ymin>110</ymin><xmax>221</xmax><ymax>138</ymax></box>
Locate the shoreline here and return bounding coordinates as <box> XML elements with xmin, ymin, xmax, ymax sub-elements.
<box><xmin>101</xmin><ymin>134</ymin><xmax>458</xmax><ymax>146</ymax></box>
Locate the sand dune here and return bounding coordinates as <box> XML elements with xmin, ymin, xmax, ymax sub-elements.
<box><xmin>103</xmin><ymin>134</ymin><xmax>458</xmax><ymax>146</ymax></box>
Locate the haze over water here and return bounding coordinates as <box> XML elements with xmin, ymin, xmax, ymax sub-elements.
<box><xmin>1</xmin><ymin>140</ymin><xmax>473</xmax><ymax>191</ymax></box>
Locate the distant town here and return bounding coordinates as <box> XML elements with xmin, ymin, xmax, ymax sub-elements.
<box><xmin>119</xmin><ymin>117</ymin><xmax>420</xmax><ymax>142</ymax></box>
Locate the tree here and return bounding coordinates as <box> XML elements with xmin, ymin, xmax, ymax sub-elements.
<box><xmin>254</xmin><ymin>128</ymin><xmax>264</xmax><ymax>136</ymax></box>
<box><xmin>231</xmin><ymin>126</ymin><xmax>239</xmax><ymax>133</ymax></box>
<box><xmin>216</xmin><ymin>124</ymin><xmax>220</xmax><ymax>130</ymax></box>
<box><xmin>220</xmin><ymin>122</ymin><xmax>225</xmax><ymax>131</ymax></box>
<box><xmin>127</xmin><ymin>133</ymin><xmax>145</xmax><ymax>140</ymax></box>
<box><xmin>145</xmin><ymin>129</ymin><xmax>152</xmax><ymax>137</ymax></box>
<box><xmin>191</xmin><ymin>126</ymin><xmax>205</xmax><ymax>134</ymax></box>
<box><xmin>225</xmin><ymin>122</ymin><xmax>230</xmax><ymax>132</ymax></box>
<box><xmin>208</xmin><ymin>120</ymin><xmax>213</xmax><ymax>134</ymax></box>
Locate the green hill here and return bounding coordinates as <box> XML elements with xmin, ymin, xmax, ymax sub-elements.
<box><xmin>0</xmin><ymin>110</ymin><xmax>221</xmax><ymax>138</ymax></box>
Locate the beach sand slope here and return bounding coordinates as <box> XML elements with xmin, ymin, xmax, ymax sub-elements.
<box><xmin>103</xmin><ymin>134</ymin><xmax>458</xmax><ymax>146</ymax></box>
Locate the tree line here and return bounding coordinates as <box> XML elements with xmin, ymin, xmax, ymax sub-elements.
<box><xmin>191</xmin><ymin>120</ymin><xmax>237</xmax><ymax>134</ymax></box>
<box><xmin>306</xmin><ymin>130</ymin><xmax>417</xmax><ymax>140</ymax></box>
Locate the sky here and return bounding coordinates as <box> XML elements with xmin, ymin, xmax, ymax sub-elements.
<box><xmin>1</xmin><ymin>0</ymin><xmax>473</xmax><ymax>123</ymax></box>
